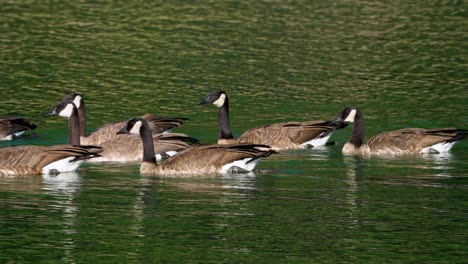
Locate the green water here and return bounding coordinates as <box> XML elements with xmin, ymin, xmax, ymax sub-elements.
<box><xmin>1</xmin><ymin>1</ymin><xmax>467</xmax><ymax>263</ymax></box>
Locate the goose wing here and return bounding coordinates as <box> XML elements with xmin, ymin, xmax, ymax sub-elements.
<box><xmin>0</xmin><ymin>145</ymin><xmax>101</xmax><ymax>175</ymax></box>
<box><xmin>366</xmin><ymin>128</ymin><xmax>467</xmax><ymax>152</ymax></box>
<box><xmin>82</xmin><ymin>115</ymin><xmax>188</xmax><ymax>145</ymax></box>
<box><xmin>94</xmin><ymin>133</ymin><xmax>199</xmax><ymax>162</ymax></box>
<box><xmin>159</xmin><ymin>144</ymin><xmax>275</xmax><ymax>173</ymax></box>
<box><xmin>237</xmin><ymin>120</ymin><xmax>345</xmax><ymax>149</ymax></box>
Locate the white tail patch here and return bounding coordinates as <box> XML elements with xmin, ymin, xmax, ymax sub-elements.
<box><xmin>166</xmin><ymin>150</ymin><xmax>178</xmax><ymax>157</ymax></box>
<box><xmin>59</xmin><ymin>103</ymin><xmax>75</xmax><ymax>118</ymax></box>
<box><xmin>344</xmin><ymin>109</ymin><xmax>357</xmax><ymax>122</ymax></box>
<box><xmin>129</xmin><ymin>121</ymin><xmax>143</xmax><ymax>135</ymax></box>
<box><xmin>1</xmin><ymin>131</ymin><xmax>26</xmax><ymax>140</ymax></box>
<box><xmin>155</xmin><ymin>151</ymin><xmax>178</xmax><ymax>161</ymax></box>
<box><xmin>213</xmin><ymin>93</ymin><xmax>226</xmax><ymax>107</ymax></box>
<box><xmin>42</xmin><ymin>157</ymin><xmax>85</xmax><ymax>174</ymax></box>
<box><xmin>1</xmin><ymin>135</ymin><xmax>14</xmax><ymax>141</ymax></box>
<box><xmin>13</xmin><ymin>131</ymin><xmax>26</xmax><ymax>137</ymax></box>
<box><xmin>73</xmin><ymin>95</ymin><xmax>82</xmax><ymax>109</ymax></box>
<box><xmin>220</xmin><ymin>157</ymin><xmax>260</xmax><ymax>174</ymax></box>
<box><xmin>300</xmin><ymin>132</ymin><xmax>333</xmax><ymax>148</ymax></box>
<box><xmin>421</xmin><ymin>142</ymin><xmax>456</xmax><ymax>154</ymax></box>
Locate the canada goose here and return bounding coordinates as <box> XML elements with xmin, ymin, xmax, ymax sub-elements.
<box><xmin>46</xmin><ymin>101</ymin><xmax>199</xmax><ymax>163</ymax></box>
<box><xmin>117</xmin><ymin>118</ymin><xmax>276</xmax><ymax>175</ymax></box>
<box><xmin>0</xmin><ymin>144</ymin><xmax>101</xmax><ymax>176</ymax></box>
<box><xmin>53</xmin><ymin>93</ymin><xmax>189</xmax><ymax>145</ymax></box>
<box><xmin>0</xmin><ymin>116</ymin><xmax>37</xmax><ymax>141</ymax></box>
<box><xmin>335</xmin><ymin>107</ymin><xmax>468</xmax><ymax>155</ymax></box>
<box><xmin>199</xmin><ymin>90</ymin><xmax>347</xmax><ymax>150</ymax></box>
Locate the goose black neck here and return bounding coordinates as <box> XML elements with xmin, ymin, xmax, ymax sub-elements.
<box><xmin>68</xmin><ymin>107</ymin><xmax>81</xmax><ymax>146</ymax></box>
<box><xmin>140</xmin><ymin>121</ymin><xmax>157</xmax><ymax>164</ymax></box>
<box><xmin>218</xmin><ymin>97</ymin><xmax>234</xmax><ymax>140</ymax></box>
<box><xmin>77</xmin><ymin>100</ymin><xmax>87</xmax><ymax>137</ymax></box>
<box><xmin>349</xmin><ymin>109</ymin><xmax>365</xmax><ymax>148</ymax></box>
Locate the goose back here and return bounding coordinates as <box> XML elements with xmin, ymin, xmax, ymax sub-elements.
<box><xmin>200</xmin><ymin>90</ymin><xmax>346</xmax><ymax>150</ymax></box>
<box><xmin>118</xmin><ymin>117</ymin><xmax>276</xmax><ymax>176</ymax></box>
<box><xmin>337</xmin><ymin>107</ymin><xmax>467</xmax><ymax>155</ymax></box>
<box><xmin>89</xmin><ymin>133</ymin><xmax>199</xmax><ymax>163</ymax></box>
<box><xmin>80</xmin><ymin>115</ymin><xmax>189</xmax><ymax>146</ymax></box>
<box><xmin>46</xmin><ymin>100</ymin><xmax>199</xmax><ymax>163</ymax></box>
<box><xmin>146</xmin><ymin>144</ymin><xmax>275</xmax><ymax>175</ymax></box>
<box><xmin>237</xmin><ymin>120</ymin><xmax>346</xmax><ymax>150</ymax></box>
<box><xmin>0</xmin><ymin>144</ymin><xmax>101</xmax><ymax>176</ymax></box>
<box><xmin>366</xmin><ymin>128</ymin><xmax>468</xmax><ymax>154</ymax></box>
<box><xmin>52</xmin><ymin>93</ymin><xmax>188</xmax><ymax>145</ymax></box>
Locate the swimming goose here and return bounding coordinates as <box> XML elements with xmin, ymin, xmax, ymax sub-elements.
<box><xmin>54</xmin><ymin>93</ymin><xmax>188</xmax><ymax>145</ymax></box>
<box><xmin>335</xmin><ymin>107</ymin><xmax>468</xmax><ymax>155</ymax></box>
<box><xmin>0</xmin><ymin>144</ymin><xmax>101</xmax><ymax>176</ymax></box>
<box><xmin>46</xmin><ymin>101</ymin><xmax>199</xmax><ymax>163</ymax></box>
<box><xmin>117</xmin><ymin>118</ymin><xmax>276</xmax><ymax>175</ymax></box>
<box><xmin>0</xmin><ymin>116</ymin><xmax>37</xmax><ymax>141</ymax></box>
<box><xmin>199</xmin><ymin>90</ymin><xmax>347</xmax><ymax>150</ymax></box>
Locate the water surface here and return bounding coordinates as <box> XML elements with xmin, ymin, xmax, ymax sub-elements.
<box><xmin>0</xmin><ymin>1</ymin><xmax>467</xmax><ymax>263</ymax></box>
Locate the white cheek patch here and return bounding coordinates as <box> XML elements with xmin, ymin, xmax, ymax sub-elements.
<box><xmin>129</xmin><ymin>121</ymin><xmax>142</xmax><ymax>135</ymax></box>
<box><xmin>213</xmin><ymin>93</ymin><xmax>226</xmax><ymax>107</ymax></box>
<box><xmin>344</xmin><ymin>109</ymin><xmax>357</xmax><ymax>122</ymax></box>
<box><xmin>73</xmin><ymin>95</ymin><xmax>82</xmax><ymax>109</ymax></box>
<box><xmin>59</xmin><ymin>104</ymin><xmax>75</xmax><ymax>118</ymax></box>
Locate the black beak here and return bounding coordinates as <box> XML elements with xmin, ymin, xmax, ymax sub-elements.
<box><xmin>198</xmin><ymin>97</ymin><xmax>210</xmax><ymax>105</ymax></box>
<box><xmin>332</xmin><ymin>111</ymin><xmax>345</xmax><ymax>123</ymax></box>
<box><xmin>44</xmin><ymin>108</ymin><xmax>58</xmax><ymax>117</ymax></box>
<box><xmin>331</xmin><ymin>119</ymin><xmax>348</xmax><ymax>129</ymax></box>
<box><xmin>117</xmin><ymin>126</ymin><xmax>128</xmax><ymax>135</ymax></box>
<box><xmin>332</xmin><ymin>116</ymin><xmax>344</xmax><ymax>124</ymax></box>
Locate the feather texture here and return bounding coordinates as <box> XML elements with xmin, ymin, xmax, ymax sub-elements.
<box><xmin>0</xmin><ymin>144</ymin><xmax>101</xmax><ymax>176</ymax></box>
<box><xmin>47</xmin><ymin>97</ymin><xmax>198</xmax><ymax>162</ymax></box>
<box><xmin>118</xmin><ymin>118</ymin><xmax>276</xmax><ymax>176</ymax></box>
<box><xmin>337</xmin><ymin>107</ymin><xmax>467</xmax><ymax>155</ymax></box>
<box><xmin>199</xmin><ymin>90</ymin><xmax>346</xmax><ymax>150</ymax></box>
<box><xmin>50</xmin><ymin>93</ymin><xmax>188</xmax><ymax>145</ymax></box>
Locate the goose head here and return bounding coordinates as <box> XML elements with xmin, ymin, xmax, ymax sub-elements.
<box><xmin>117</xmin><ymin>118</ymin><xmax>145</xmax><ymax>135</ymax></box>
<box><xmin>45</xmin><ymin>101</ymin><xmax>77</xmax><ymax>118</ymax></box>
<box><xmin>46</xmin><ymin>92</ymin><xmax>84</xmax><ymax>117</ymax></box>
<box><xmin>335</xmin><ymin>107</ymin><xmax>360</xmax><ymax>123</ymax></box>
<box><xmin>199</xmin><ymin>90</ymin><xmax>228</xmax><ymax>108</ymax></box>
<box><xmin>64</xmin><ymin>93</ymin><xmax>83</xmax><ymax>109</ymax></box>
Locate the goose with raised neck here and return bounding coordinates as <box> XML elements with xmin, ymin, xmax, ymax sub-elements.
<box><xmin>117</xmin><ymin>118</ymin><xmax>276</xmax><ymax>175</ymax></box>
<box><xmin>46</xmin><ymin>101</ymin><xmax>199</xmax><ymax>163</ymax></box>
<box><xmin>199</xmin><ymin>90</ymin><xmax>347</xmax><ymax>150</ymax></box>
<box><xmin>336</xmin><ymin>107</ymin><xmax>468</xmax><ymax>156</ymax></box>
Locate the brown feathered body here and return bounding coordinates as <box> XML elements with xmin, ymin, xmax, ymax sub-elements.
<box><xmin>344</xmin><ymin>128</ymin><xmax>467</xmax><ymax>156</ymax></box>
<box><xmin>89</xmin><ymin>133</ymin><xmax>199</xmax><ymax>163</ymax></box>
<box><xmin>200</xmin><ymin>90</ymin><xmax>346</xmax><ymax>151</ymax></box>
<box><xmin>236</xmin><ymin>120</ymin><xmax>344</xmax><ymax>150</ymax></box>
<box><xmin>337</xmin><ymin>107</ymin><xmax>467</xmax><ymax>156</ymax></box>
<box><xmin>0</xmin><ymin>145</ymin><xmax>101</xmax><ymax>176</ymax></box>
<box><xmin>80</xmin><ymin>115</ymin><xmax>187</xmax><ymax>146</ymax></box>
<box><xmin>47</xmin><ymin>98</ymin><xmax>197</xmax><ymax>163</ymax></box>
<box><xmin>118</xmin><ymin>118</ymin><xmax>275</xmax><ymax>176</ymax></box>
<box><xmin>140</xmin><ymin>144</ymin><xmax>274</xmax><ymax>175</ymax></box>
